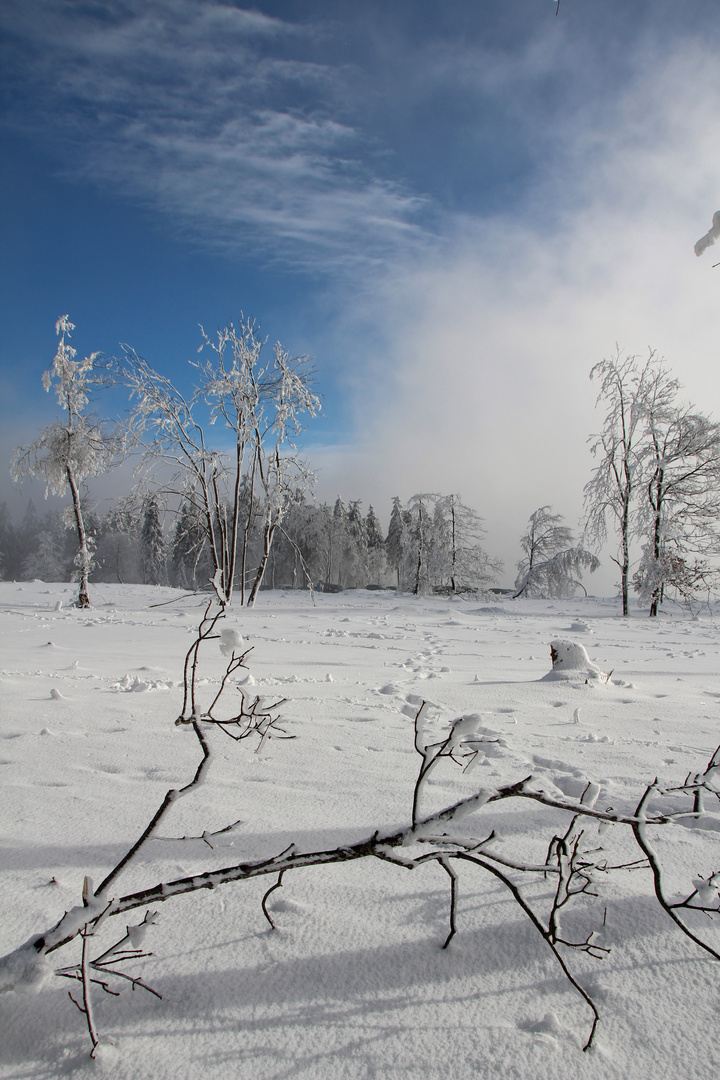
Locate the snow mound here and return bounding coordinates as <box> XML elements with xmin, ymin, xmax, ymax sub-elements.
<box><xmin>0</xmin><ymin>937</ymin><xmax>53</xmax><ymax>994</ymax></box>
<box><xmin>219</xmin><ymin>628</ymin><xmax>244</xmax><ymax>657</ymax></box>
<box><xmin>541</xmin><ymin>640</ymin><xmax>607</xmax><ymax>682</ymax></box>
<box><xmin>528</xmin><ymin>1011</ymin><xmax>564</xmax><ymax>1036</ymax></box>
<box><xmin>112</xmin><ymin>674</ymin><xmax>173</xmax><ymax>693</ymax></box>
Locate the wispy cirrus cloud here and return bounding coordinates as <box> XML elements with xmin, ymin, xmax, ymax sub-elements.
<box><xmin>4</xmin><ymin>1</ymin><xmax>676</xmax><ymax>277</ymax></box>
<box><xmin>0</xmin><ymin>0</ymin><xmax>431</xmax><ymax>269</ymax></box>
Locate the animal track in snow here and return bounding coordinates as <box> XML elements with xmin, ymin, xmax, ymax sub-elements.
<box><xmin>531</xmin><ymin>754</ymin><xmax>585</xmax><ymax>778</ymax></box>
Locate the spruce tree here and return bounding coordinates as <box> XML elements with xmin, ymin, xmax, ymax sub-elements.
<box><xmin>141</xmin><ymin>498</ymin><xmax>167</xmax><ymax>585</ymax></box>
<box><xmin>385</xmin><ymin>497</ymin><xmax>405</xmax><ymax>586</ymax></box>
<box><xmin>0</xmin><ymin>503</ymin><xmax>18</xmax><ymax>580</ymax></box>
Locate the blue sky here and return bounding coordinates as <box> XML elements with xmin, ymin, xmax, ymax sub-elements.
<box><xmin>1</xmin><ymin>1</ymin><xmax>719</xmax><ymax>586</ymax></box>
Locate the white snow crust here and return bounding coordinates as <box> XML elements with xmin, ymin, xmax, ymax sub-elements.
<box><xmin>1</xmin><ymin>582</ymin><xmax>719</xmax><ymax>1079</ymax></box>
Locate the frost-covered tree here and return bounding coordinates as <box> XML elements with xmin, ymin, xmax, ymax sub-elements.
<box><xmin>170</xmin><ymin>500</ymin><xmax>212</xmax><ymax>590</ymax></box>
<box><xmin>94</xmin><ymin>506</ymin><xmax>141</xmax><ymax>585</ymax></box>
<box><xmin>515</xmin><ymin>507</ymin><xmax>573</xmax><ymax>595</ymax></box>
<box><xmin>345</xmin><ymin>500</ymin><xmax>368</xmax><ymax>587</ymax></box>
<box><xmin>385</xmin><ymin>497</ymin><xmax>406</xmax><ymax>586</ymax></box>
<box><xmin>327</xmin><ymin>497</ymin><xmax>368</xmax><ymax>587</ymax></box>
<box><xmin>267</xmin><ymin>498</ymin><xmax>323</xmax><ymax>589</ymax></box>
<box><xmin>518</xmin><ymin>545</ymin><xmax>600</xmax><ymax>598</ymax></box>
<box><xmin>585</xmin><ymin>351</ymin><xmax>720</xmax><ymax>615</ymax></box>
<box><xmin>246</xmin><ymin>348</ymin><xmax>318</xmax><ymax>605</ymax></box>
<box><xmin>365</xmin><ymin>504</ymin><xmax>386</xmax><ymax>584</ymax></box>
<box><xmin>583</xmin><ymin>351</ymin><xmax>661</xmax><ymax>616</ymax></box>
<box><xmin>328</xmin><ymin>497</ymin><xmax>348</xmax><ymax>586</ymax></box>
<box><xmin>401</xmin><ymin>493</ymin><xmax>436</xmax><ymax>594</ymax></box>
<box><xmin>514</xmin><ymin>507</ymin><xmax>598</xmax><ymax>598</ymax></box>
<box><xmin>141</xmin><ymin>497</ymin><xmax>167</xmax><ymax>585</ymax></box>
<box><xmin>432</xmin><ymin>493</ymin><xmax>501</xmax><ymax>594</ymax></box>
<box><xmin>21</xmin><ymin>510</ymin><xmax>74</xmax><ymax>582</ymax></box>
<box><xmin>117</xmin><ymin>320</ymin><xmax>318</xmax><ymax>607</ymax></box>
<box><xmin>394</xmin><ymin>493</ymin><xmax>499</xmax><ymax>595</ymax></box>
<box><xmin>12</xmin><ymin>317</ymin><xmax>124</xmax><ymax>608</ymax></box>
<box><xmin>0</xmin><ymin>502</ymin><xmax>20</xmax><ymax>580</ymax></box>
<box><xmin>16</xmin><ymin>500</ymin><xmax>42</xmax><ymax>579</ymax></box>
<box><xmin>634</xmin><ymin>389</ymin><xmax>720</xmax><ymax>615</ymax></box>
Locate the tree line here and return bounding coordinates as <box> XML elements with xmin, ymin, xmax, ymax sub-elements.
<box><xmin>0</xmin><ymin>491</ymin><xmax>497</xmax><ymax>597</ymax></box>
<box><xmin>7</xmin><ymin>318</ymin><xmax>720</xmax><ymax>613</ymax></box>
<box><xmin>7</xmin><ymin>317</ymin><xmax>509</xmax><ymax>601</ymax></box>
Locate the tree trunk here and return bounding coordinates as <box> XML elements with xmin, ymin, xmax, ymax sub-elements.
<box><xmin>247</xmin><ymin>522</ymin><xmax>277</xmax><ymax>607</ymax></box>
<box><xmin>620</xmin><ymin>492</ymin><xmax>631</xmax><ymax>617</ymax></box>
<box><xmin>649</xmin><ymin>475</ymin><xmax>664</xmax><ymax>618</ymax></box>
<box><xmin>239</xmin><ymin>456</ymin><xmax>258</xmax><ymax>606</ymax></box>
<box><xmin>66</xmin><ymin>463</ymin><xmax>91</xmax><ymax>609</ymax></box>
<box><xmin>450</xmin><ymin>500</ymin><xmax>457</xmax><ymax>593</ymax></box>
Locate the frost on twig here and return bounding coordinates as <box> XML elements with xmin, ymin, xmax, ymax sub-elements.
<box><xmin>694</xmin><ymin>210</ymin><xmax>720</xmax><ymax>257</ymax></box>
<box><xmin>1</xmin><ymin>603</ymin><xmax>719</xmax><ymax>1057</ymax></box>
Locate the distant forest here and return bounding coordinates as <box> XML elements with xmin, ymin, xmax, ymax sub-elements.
<box><xmin>0</xmin><ymin>491</ymin><xmax>504</xmax><ymax>596</ymax></box>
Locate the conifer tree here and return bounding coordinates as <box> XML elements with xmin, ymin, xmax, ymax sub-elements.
<box><xmin>385</xmin><ymin>497</ymin><xmax>406</xmax><ymax>586</ymax></box>
<box><xmin>141</xmin><ymin>497</ymin><xmax>167</xmax><ymax>585</ymax></box>
<box><xmin>170</xmin><ymin>501</ymin><xmax>211</xmax><ymax>590</ymax></box>
<box><xmin>0</xmin><ymin>502</ymin><xmax>19</xmax><ymax>580</ymax></box>
<box><xmin>347</xmin><ymin>500</ymin><xmax>368</xmax><ymax>586</ymax></box>
<box><xmin>22</xmin><ymin>511</ymin><xmax>73</xmax><ymax>582</ymax></box>
<box><xmin>365</xmin><ymin>504</ymin><xmax>386</xmax><ymax>584</ymax></box>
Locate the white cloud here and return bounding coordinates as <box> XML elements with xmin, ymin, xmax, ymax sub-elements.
<box><xmin>307</xmin><ymin>42</ymin><xmax>720</xmax><ymax>589</ymax></box>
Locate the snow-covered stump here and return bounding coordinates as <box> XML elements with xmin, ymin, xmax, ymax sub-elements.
<box><xmin>542</xmin><ymin>640</ymin><xmax>608</xmax><ymax>683</ymax></box>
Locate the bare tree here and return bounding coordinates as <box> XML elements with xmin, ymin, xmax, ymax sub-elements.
<box><xmin>12</xmin><ymin>317</ymin><xmax>125</xmax><ymax>608</ymax></box>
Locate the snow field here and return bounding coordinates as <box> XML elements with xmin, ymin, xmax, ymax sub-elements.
<box><xmin>1</xmin><ymin>582</ymin><xmax>719</xmax><ymax>1079</ymax></box>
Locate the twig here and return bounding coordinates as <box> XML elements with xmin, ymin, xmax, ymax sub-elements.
<box><xmin>631</xmin><ymin>782</ymin><xmax>720</xmax><ymax>961</ymax></box>
<box><xmin>261</xmin><ymin>870</ymin><xmax>286</xmax><ymax>930</ymax></box>
<box><xmin>438</xmin><ymin>858</ymin><xmax>458</xmax><ymax>949</ymax></box>
<box><xmin>79</xmin><ymin>927</ymin><xmax>100</xmax><ymax>1057</ymax></box>
<box><xmin>452</xmin><ymin>852</ymin><xmax>600</xmax><ymax>1052</ymax></box>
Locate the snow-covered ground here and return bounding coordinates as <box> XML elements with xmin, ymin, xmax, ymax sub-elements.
<box><xmin>1</xmin><ymin>582</ymin><xmax>719</xmax><ymax>1080</ymax></box>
